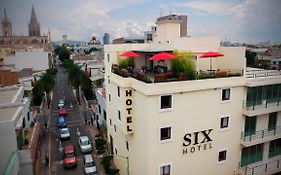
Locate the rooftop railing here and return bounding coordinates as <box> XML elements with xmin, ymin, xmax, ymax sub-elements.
<box><xmin>246</xmin><ymin>70</ymin><xmax>281</xmax><ymax>79</ymax></box>
<box><xmin>111</xmin><ymin>64</ymin><xmax>243</xmax><ymax>83</ymax></box>
<box><xmin>240</xmin><ymin>158</ymin><xmax>281</xmax><ymax>175</ymax></box>
<box><xmin>241</xmin><ymin>126</ymin><xmax>281</xmax><ymax>142</ymax></box>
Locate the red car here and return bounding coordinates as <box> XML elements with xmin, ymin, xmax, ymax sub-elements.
<box><xmin>59</xmin><ymin>108</ymin><xmax>67</xmax><ymax>116</ymax></box>
<box><xmin>63</xmin><ymin>144</ymin><xmax>77</xmax><ymax>168</ymax></box>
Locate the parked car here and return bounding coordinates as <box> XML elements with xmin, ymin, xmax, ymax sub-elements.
<box><xmin>58</xmin><ymin>99</ymin><xmax>65</xmax><ymax>109</ymax></box>
<box><xmin>63</xmin><ymin>144</ymin><xmax>77</xmax><ymax>168</ymax></box>
<box><xmin>83</xmin><ymin>154</ymin><xmax>98</xmax><ymax>175</ymax></box>
<box><xmin>78</xmin><ymin>136</ymin><xmax>92</xmax><ymax>153</ymax></box>
<box><xmin>60</xmin><ymin>127</ymin><xmax>70</xmax><ymax>140</ymax></box>
<box><xmin>57</xmin><ymin>116</ymin><xmax>67</xmax><ymax>128</ymax></box>
<box><xmin>59</xmin><ymin>107</ymin><xmax>67</xmax><ymax>116</ymax></box>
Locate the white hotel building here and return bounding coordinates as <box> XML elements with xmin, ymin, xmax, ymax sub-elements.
<box><xmin>103</xmin><ymin>15</ymin><xmax>281</xmax><ymax>175</ymax></box>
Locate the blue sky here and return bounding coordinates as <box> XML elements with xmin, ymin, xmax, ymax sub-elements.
<box><xmin>0</xmin><ymin>0</ymin><xmax>280</xmax><ymax>44</ymax></box>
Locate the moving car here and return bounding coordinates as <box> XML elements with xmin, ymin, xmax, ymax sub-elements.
<box><xmin>58</xmin><ymin>99</ymin><xmax>65</xmax><ymax>109</ymax></box>
<box><xmin>78</xmin><ymin>136</ymin><xmax>92</xmax><ymax>153</ymax></box>
<box><xmin>63</xmin><ymin>144</ymin><xmax>77</xmax><ymax>168</ymax></box>
<box><xmin>57</xmin><ymin>116</ymin><xmax>67</xmax><ymax>128</ymax></box>
<box><xmin>60</xmin><ymin>127</ymin><xmax>70</xmax><ymax>140</ymax></box>
<box><xmin>83</xmin><ymin>154</ymin><xmax>97</xmax><ymax>175</ymax></box>
<box><xmin>59</xmin><ymin>107</ymin><xmax>67</xmax><ymax>116</ymax></box>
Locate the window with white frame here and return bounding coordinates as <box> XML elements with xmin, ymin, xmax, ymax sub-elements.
<box><xmin>160</xmin><ymin>95</ymin><xmax>172</xmax><ymax>110</ymax></box>
<box><xmin>160</xmin><ymin>164</ymin><xmax>171</xmax><ymax>175</ymax></box>
<box><xmin>109</xmin><ymin>94</ymin><xmax>111</xmax><ymax>101</ymax></box>
<box><xmin>108</xmin><ymin>76</ymin><xmax>110</xmax><ymax>84</ymax></box>
<box><xmin>160</xmin><ymin>127</ymin><xmax>172</xmax><ymax>141</ymax></box>
<box><xmin>218</xmin><ymin>150</ymin><xmax>227</xmax><ymax>163</ymax></box>
<box><xmin>114</xmin><ymin>124</ymin><xmax>116</xmax><ymax>132</ymax></box>
<box><xmin>221</xmin><ymin>88</ymin><xmax>230</xmax><ymax>101</ymax></box>
<box><xmin>107</xmin><ymin>54</ymin><xmax>110</xmax><ymax>62</ymax></box>
<box><xmin>220</xmin><ymin>116</ymin><xmax>229</xmax><ymax>129</ymax></box>
<box><xmin>109</xmin><ymin>118</ymin><xmax>112</xmax><ymax>126</ymax></box>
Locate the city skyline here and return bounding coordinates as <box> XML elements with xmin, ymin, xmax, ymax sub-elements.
<box><xmin>0</xmin><ymin>0</ymin><xmax>281</xmax><ymax>44</ymax></box>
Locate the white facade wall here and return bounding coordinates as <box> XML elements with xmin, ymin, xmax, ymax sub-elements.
<box><xmin>96</xmin><ymin>88</ymin><xmax>107</xmax><ymax>127</ymax></box>
<box><xmin>0</xmin><ymin>121</ymin><xmax>20</xmax><ymax>175</ymax></box>
<box><xmin>5</xmin><ymin>48</ymin><xmax>49</xmax><ymax>71</ymax></box>
<box><xmin>154</xmin><ymin>22</ymin><xmax>181</xmax><ymax>44</ymax></box>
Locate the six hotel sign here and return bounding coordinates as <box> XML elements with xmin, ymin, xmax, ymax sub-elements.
<box><xmin>125</xmin><ymin>89</ymin><xmax>133</xmax><ymax>133</ymax></box>
<box><xmin>182</xmin><ymin>129</ymin><xmax>213</xmax><ymax>154</ymax></box>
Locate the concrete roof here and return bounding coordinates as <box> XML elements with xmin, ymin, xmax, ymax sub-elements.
<box><xmin>0</xmin><ymin>86</ymin><xmax>19</xmax><ymax>104</ymax></box>
<box><xmin>0</xmin><ymin>106</ymin><xmax>21</xmax><ymax>122</ymax></box>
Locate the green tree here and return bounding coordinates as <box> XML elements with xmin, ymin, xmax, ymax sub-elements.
<box><xmin>54</xmin><ymin>46</ymin><xmax>70</xmax><ymax>62</ymax></box>
<box><xmin>246</xmin><ymin>51</ymin><xmax>256</xmax><ymax>67</ymax></box>
<box><xmin>68</xmin><ymin>64</ymin><xmax>82</xmax><ymax>105</ymax></box>
<box><xmin>172</xmin><ymin>50</ymin><xmax>196</xmax><ymax>79</ymax></box>
<box><xmin>32</xmin><ymin>81</ymin><xmax>44</xmax><ymax>106</ymax></box>
<box><xmin>81</xmin><ymin>73</ymin><xmax>94</xmax><ymax>100</ymax></box>
<box><xmin>40</xmin><ymin>71</ymin><xmax>56</xmax><ymax>108</ymax></box>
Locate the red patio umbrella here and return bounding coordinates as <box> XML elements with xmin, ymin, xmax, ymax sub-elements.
<box><xmin>198</xmin><ymin>51</ymin><xmax>224</xmax><ymax>70</ymax></box>
<box><xmin>119</xmin><ymin>51</ymin><xmax>140</xmax><ymax>57</ymax></box>
<box><xmin>149</xmin><ymin>52</ymin><xmax>176</xmax><ymax>61</ymax></box>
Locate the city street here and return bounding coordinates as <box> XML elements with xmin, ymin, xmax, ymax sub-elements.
<box><xmin>47</xmin><ymin>65</ymin><xmax>95</xmax><ymax>175</ymax></box>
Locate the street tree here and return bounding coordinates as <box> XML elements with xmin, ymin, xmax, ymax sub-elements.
<box><xmin>68</xmin><ymin>64</ymin><xmax>82</xmax><ymax>105</ymax></box>
<box><xmin>40</xmin><ymin>71</ymin><xmax>56</xmax><ymax>108</ymax></box>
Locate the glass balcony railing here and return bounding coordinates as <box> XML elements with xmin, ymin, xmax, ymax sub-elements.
<box><xmin>243</xmin><ymin>98</ymin><xmax>281</xmax><ymax>111</ymax></box>
<box><xmin>241</xmin><ymin>126</ymin><xmax>281</xmax><ymax>142</ymax></box>
<box><xmin>240</xmin><ymin>158</ymin><xmax>281</xmax><ymax>175</ymax></box>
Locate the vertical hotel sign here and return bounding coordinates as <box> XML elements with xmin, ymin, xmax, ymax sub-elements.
<box><xmin>125</xmin><ymin>89</ymin><xmax>133</xmax><ymax>134</ymax></box>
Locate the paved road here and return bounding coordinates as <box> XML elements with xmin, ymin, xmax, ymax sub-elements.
<box><xmin>48</xmin><ymin>65</ymin><xmax>94</xmax><ymax>175</ymax></box>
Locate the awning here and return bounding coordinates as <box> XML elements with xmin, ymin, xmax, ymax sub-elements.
<box><xmin>90</xmin><ymin>75</ymin><xmax>103</xmax><ymax>82</ymax></box>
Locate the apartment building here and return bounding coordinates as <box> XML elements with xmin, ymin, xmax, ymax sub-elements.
<box><xmin>101</xmin><ymin>14</ymin><xmax>281</xmax><ymax>175</ymax></box>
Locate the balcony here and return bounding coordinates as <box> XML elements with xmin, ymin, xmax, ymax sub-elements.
<box><xmin>246</xmin><ymin>68</ymin><xmax>281</xmax><ymax>87</ymax></box>
<box><xmin>111</xmin><ymin>64</ymin><xmax>243</xmax><ymax>84</ymax></box>
<box><xmin>242</xmin><ymin>98</ymin><xmax>281</xmax><ymax>117</ymax></box>
<box><xmin>241</xmin><ymin>126</ymin><xmax>281</xmax><ymax>147</ymax></box>
<box><xmin>239</xmin><ymin>157</ymin><xmax>281</xmax><ymax>175</ymax></box>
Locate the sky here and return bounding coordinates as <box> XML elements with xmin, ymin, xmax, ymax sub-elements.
<box><xmin>0</xmin><ymin>0</ymin><xmax>281</xmax><ymax>44</ymax></box>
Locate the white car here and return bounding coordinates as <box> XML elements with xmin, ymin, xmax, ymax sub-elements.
<box><xmin>78</xmin><ymin>136</ymin><xmax>92</xmax><ymax>153</ymax></box>
<box><xmin>58</xmin><ymin>99</ymin><xmax>65</xmax><ymax>109</ymax></box>
<box><xmin>83</xmin><ymin>154</ymin><xmax>97</xmax><ymax>175</ymax></box>
<box><xmin>60</xmin><ymin>127</ymin><xmax>70</xmax><ymax>140</ymax></box>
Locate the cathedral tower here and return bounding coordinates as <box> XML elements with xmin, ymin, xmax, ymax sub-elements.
<box><xmin>28</xmin><ymin>5</ymin><xmax>40</xmax><ymax>36</ymax></box>
<box><xmin>1</xmin><ymin>9</ymin><xmax>12</xmax><ymax>36</ymax></box>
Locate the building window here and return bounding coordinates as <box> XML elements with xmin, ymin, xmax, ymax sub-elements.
<box><xmin>110</xmin><ymin>118</ymin><xmax>112</xmax><ymax>126</ymax></box>
<box><xmin>118</xmin><ymin>110</ymin><xmax>121</xmax><ymax>121</ymax></box>
<box><xmin>115</xmin><ymin>148</ymin><xmax>117</xmax><ymax>155</ymax></box>
<box><xmin>269</xmin><ymin>138</ymin><xmax>281</xmax><ymax>158</ymax></box>
<box><xmin>160</xmin><ymin>164</ymin><xmax>171</xmax><ymax>175</ymax></box>
<box><xmin>126</xmin><ymin>140</ymin><xmax>129</xmax><ymax>151</ymax></box>
<box><xmin>244</xmin><ymin>116</ymin><xmax>256</xmax><ymax>136</ymax></box>
<box><xmin>160</xmin><ymin>95</ymin><xmax>172</xmax><ymax>110</ymax></box>
<box><xmin>241</xmin><ymin>144</ymin><xmax>263</xmax><ymax>167</ymax></box>
<box><xmin>103</xmin><ymin>110</ymin><xmax>107</xmax><ymax>121</ymax></box>
<box><xmin>160</xmin><ymin>126</ymin><xmax>172</xmax><ymax>141</ymax></box>
<box><xmin>221</xmin><ymin>88</ymin><xmax>230</xmax><ymax>101</ymax></box>
<box><xmin>218</xmin><ymin>150</ymin><xmax>227</xmax><ymax>163</ymax></box>
<box><xmin>117</xmin><ymin>86</ymin><xmax>120</xmax><ymax>97</ymax></box>
<box><xmin>268</xmin><ymin>112</ymin><xmax>277</xmax><ymax>131</ymax></box>
<box><xmin>108</xmin><ymin>76</ymin><xmax>110</xmax><ymax>84</ymax></box>
<box><xmin>114</xmin><ymin>124</ymin><xmax>116</xmax><ymax>132</ymax></box>
<box><xmin>220</xmin><ymin>116</ymin><xmax>229</xmax><ymax>129</ymax></box>
<box><xmin>107</xmin><ymin>54</ymin><xmax>110</xmax><ymax>62</ymax></box>
<box><xmin>109</xmin><ymin>94</ymin><xmax>111</xmax><ymax>101</ymax></box>
<box><xmin>27</xmin><ymin>112</ymin><xmax>30</xmax><ymax>121</ymax></box>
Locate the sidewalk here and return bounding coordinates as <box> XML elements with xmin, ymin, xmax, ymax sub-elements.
<box><xmin>79</xmin><ymin>95</ymin><xmax>119</xmax><ymax>175</ymax></box>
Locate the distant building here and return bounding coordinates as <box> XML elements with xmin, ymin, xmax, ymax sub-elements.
<box><xmin>0</xmin><ymin>6</ymin><xmax>51</xmax><ymax>52</ymax></box>
<box><xmin>62</xmin><ymin>34</ymin><xmax>68</xmax><ymax>46</ymax></box>
<box><xmin>144</xmin><ymin>26</ymin><xmax>156</xmax><ymax>43</ymax></box>
<box><xmin>270</xmin><ymin>49</ymin><xmax>281</xmax><ymax>70</ymax></box>
<box><xmin>112</xmin><ymin>37</ymin><xmax>144</xmax><ymax>44</ymax></box>
<box><xmin>103</xmin><ymin>33</ymin><xmax>110</xmax><ymax>45</ymax></box>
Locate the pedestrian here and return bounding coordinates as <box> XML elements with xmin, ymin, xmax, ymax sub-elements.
<box><xmin>91</xmin><ymin>117</ymin><xmax>93</xmax><ymax>125</ymax></box>
<box><xmin>88</xmin><ymin>121</ymin><xmax>91</xmax><ymax>126</ymax></box>
<box><xmin>85</xmin><ymin>119</ymin><xmax>87</xmax><ymax>125</ymax></box>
